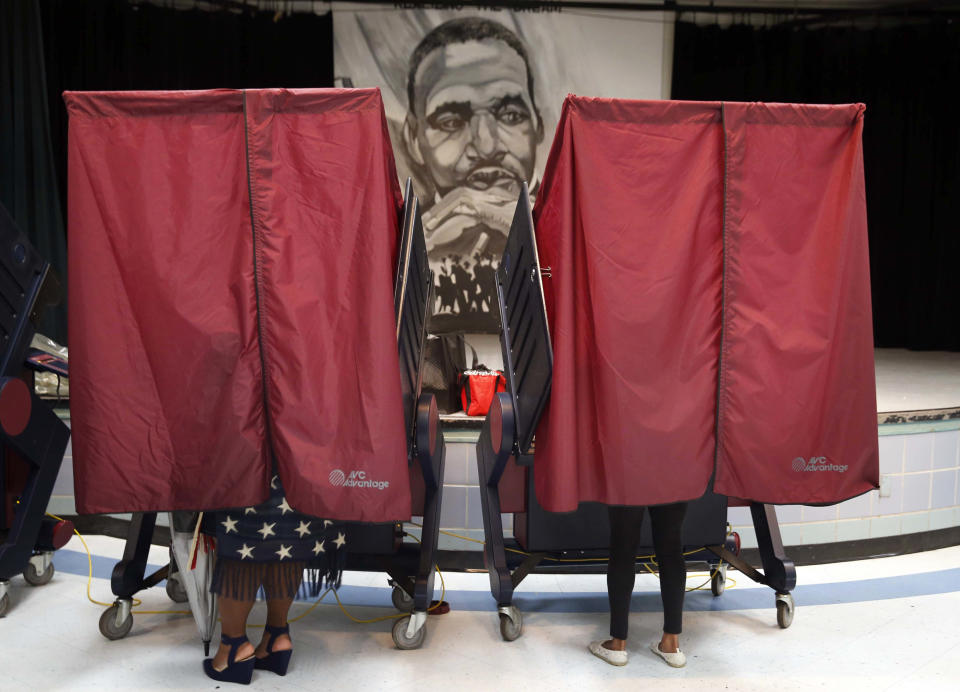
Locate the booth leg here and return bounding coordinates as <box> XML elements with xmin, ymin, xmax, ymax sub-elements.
<box><xmin>752</xmin><ymin>503</ymin><xmax>797</xmax><ymax>628</ymax></box>
<box><xmin>103</xmin><ymin>511</ymin><xmax>169</xmax><ymax>639</ymax></box>
<box><xmin>477</xmin><ymin>418</ymin><xmax>514</xmax><ymax>610</ymax></box>
<box><xmin>411</xmin><ymin>395</ymin><xmax>445</xmax><ymax>616</ymax></box>
<box><xmin>706</xmin><ymin>504</ymin><xmax>796</xmax><ymax>627</ymax></box>
<box><xmin>111</xmin><ymin>512</ymin><xmax>159</xmax><ymax>600</ymax></box>
<box><xmin>750</xmin><ymin>503</ymin><xmax>796</xmax><ymax>594</ymax></box>
<box><xmin>476</xmin><ymin>395</ymin><xmax>527</xmax><ymax>641</ymax></box>
<box><xmin>388</xmin><ymin>394</ymin><xmax>446</xmax><ymax>651</ymax></box>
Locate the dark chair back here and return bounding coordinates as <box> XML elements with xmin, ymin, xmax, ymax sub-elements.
<box><xmin>395</xmin><ymin>180</ymin><xmax>433</xmax><ymax>458</ymax></box>
<box><xmin>496</xmin><ymin>183</ymin><xmax>553</xmax><ymax>455</ymax></box>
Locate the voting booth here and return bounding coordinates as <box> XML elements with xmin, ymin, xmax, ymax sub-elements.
<box><xmin>65</xmin><ymin>89</ymin><xmax>444</xmax><ymax>648</ymax></box>
<box><xmin>476</xmin><ymin>96</ymin><xmax>879</xmax><ymax>639</ymax></box>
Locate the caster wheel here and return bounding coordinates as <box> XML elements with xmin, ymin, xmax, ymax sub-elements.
<box><xmin>99</xmin><ymin>604</ymin><xmax>134</xmax><ymax>640</ymax></box>
<box><xmin>166</xmin><ymin>575</ymin><xmax>188</xmax><ymax>603</ymax></box>
<box><xmin>710</xmin><ymin>570</ymin><xmax>725</xmax><ymax>597</ymax></box>
<box><xmin>392</xmin><ymin>615</ymin><xmax>427</xmax><ymax>650</ymax></box>
<box><xmin>0</xmin><ymin>592</ymin><xmax>9</xmax><ymax>618</ymax></box>
<box><xmin>499</xmin><ymin>610</ymin><xmax>523</xmax><ymax>641</ymax></box>
<box><xmin>776</xmin><ymin>593</ymin><xmax>794</xmax><ymax>629</ymax></box>
<box><xmin>391</xmin><ymin>584</ymin><xmax>414</xmax><ymax>612</ymax></box>
<box><xmin>23</xmin><ymin>561</ymin><xmax>55</xmax><ymax>587</ymax></box>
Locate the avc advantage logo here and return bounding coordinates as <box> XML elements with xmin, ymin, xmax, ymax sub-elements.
<box><xmin>328</xmin><ymin>468</ymin><xmax>390</xmax><ymax>490</ymax></box>
<box><xmin>791</xmin><ymin>456</ymin><xmax>848</xmax><ymax>473</ymax></box>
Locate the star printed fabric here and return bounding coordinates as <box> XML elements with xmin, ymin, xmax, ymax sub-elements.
<box><xmin>213</xmin><ymin>475</ymin><xmax>345</xmax><ymax>599</ymax></box>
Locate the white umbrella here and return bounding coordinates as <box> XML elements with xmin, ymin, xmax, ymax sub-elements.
<box><xmin>169</xmin><ymin>512</ymin><xmax>218</xmax><ymax>655</ymax></box>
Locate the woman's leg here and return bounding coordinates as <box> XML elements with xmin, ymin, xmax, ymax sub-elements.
<box><xmin>213</xmin><ymin>596</ymin><xmax>256</xmax><ymax>670</ymax></box>
<box><xmin>255</xmin><ymin>562</ymin><xmax>305</xmax><ymax>657</ymax></box>
<box><xmin>605</xmin><ymin>505</ymin><xmax>647</xmax><ymax>649</ymax></box>
<box><xmin>649</xmin><ymin>501</ymin><xmax>688</xmax><ymax>652</ymax></box>
<box><xmin>254</xmin><ymin>596</ymin><xmax>295</xmax><ymax>657</ymax></box>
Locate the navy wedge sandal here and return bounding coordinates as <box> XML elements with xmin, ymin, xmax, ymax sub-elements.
<box><xmin>254</xmin><ymin>624</ymin><xmax>293</xmax><ymax>676</ymax></box>
<box><xmin>203</xmin><ymin>634</ymin><xmax>255</xmax><ymax>685</ymax></box>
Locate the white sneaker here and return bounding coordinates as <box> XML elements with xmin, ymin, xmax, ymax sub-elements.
<box><xmin>650</xmin><ymin>642</ymin><xmax>686</xmax><ymax>668</ymax></box>
<box><xmin>588</xmin><ymin>640</ymin><xmax>628</xmax><ymax>666</ymax></box>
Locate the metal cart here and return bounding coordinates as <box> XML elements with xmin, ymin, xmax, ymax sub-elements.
<box><xmin>0</xmin><ymin>203</ymin><xmax>73</xmax><ymax>617</ymax></box>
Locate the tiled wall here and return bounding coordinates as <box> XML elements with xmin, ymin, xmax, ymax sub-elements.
<box><xmin>726</xmin><ymin>425</ymin><xmax>960</xmax><ymax>550</ymax></box>
<box><xmin>431</xmin><ymin>435</ymin><xmax>513</xmax><ymax>551</ymax></box>
<box><xmin>435</xmin><ymin>424</ymin><xmax>960</xmax><ymax>552</ymax></box>
<box><xmin>46</xmin><ymin>417</ymin><xmax>960</xmax><ymax>552</ymax></box>
<box><xmin>47</xmin><ymin>416</ymin><xmax>77</xmax><ymax>518</ymax></box>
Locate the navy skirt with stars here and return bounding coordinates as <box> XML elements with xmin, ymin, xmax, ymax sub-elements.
<box><xmin>210</xmin><ymin>475</ymin><xmax>345</xmax><ymax>601</ymax></box>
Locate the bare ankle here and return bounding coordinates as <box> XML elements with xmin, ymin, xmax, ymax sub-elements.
<box><xmin>257</xmin><ymin>632</ymin><xmax>292</xmax><ymax>656</ymax></box>
<box><xmin>660</xmin><ymin>633</ymin><xmax>680</xmax><ymax>653</ymax></box>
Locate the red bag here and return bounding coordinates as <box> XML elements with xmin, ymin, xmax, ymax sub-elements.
<box><xmin>459</xmin><ymin>369</ymin><xmax>506</xmax><ymax>416</ymax></box>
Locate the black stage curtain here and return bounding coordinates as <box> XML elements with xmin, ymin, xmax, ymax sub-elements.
<box><xmin>1</xmin><ymin>0</ymin><xmax>68</xmax><ymax>342</ymax></box>
<box><xmin>2</xmin><ymin>0</ymin><xmax>334</xmax><ymax>344</ymax></box>
<box><xmin>672</xmin><ymin>18</ymin><xmax>960</xmax><ymax>351</ymax></box>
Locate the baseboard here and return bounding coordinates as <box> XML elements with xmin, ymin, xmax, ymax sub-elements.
<box><xmin>742</xmin><ymin>525</ymin><xmax>960</xmax><ymax>567</ymax></box>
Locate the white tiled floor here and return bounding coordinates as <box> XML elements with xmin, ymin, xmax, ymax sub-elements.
<box><xmin>2</xmin><ymin>535</ymin><xmax>960</xmax><ymax>691</ymax></box>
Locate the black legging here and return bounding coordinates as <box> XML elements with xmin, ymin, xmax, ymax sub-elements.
<box><xmin>607</xmin><ymin>502</ymin><xmax>688</xmax><ymax>639</ymax></box>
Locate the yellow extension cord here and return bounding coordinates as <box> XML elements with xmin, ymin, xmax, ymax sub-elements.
<box><xmin>46</xmin><ymin>513</ymin><xmax>446</xmax><ymax>624</ymax></box>
<box><xmin>46</xmin><ymin>512</ymin><xmax>733</xmax><ymax>624</ymax></box>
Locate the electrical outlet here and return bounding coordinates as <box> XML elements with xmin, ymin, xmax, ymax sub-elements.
<box><xmin>879</xmin><ymin>475</ymin><xmax>892</xmax><ymax>498</ymax></box>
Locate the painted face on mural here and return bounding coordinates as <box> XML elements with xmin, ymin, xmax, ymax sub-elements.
<box><xmin>408</xmin><ymin>38</ymin><xmax>541</xmax><ymax>197</ymax></box>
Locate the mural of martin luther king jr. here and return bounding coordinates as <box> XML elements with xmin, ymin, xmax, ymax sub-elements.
<box><xmin>403</xmin><ymin>17</ymin><xmax>544</xmax><ymax>271</ymax></box>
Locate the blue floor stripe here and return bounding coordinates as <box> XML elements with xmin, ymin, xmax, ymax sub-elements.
<box><xmin>51</xmin><ymin>548</ymin><xmax>158</xmax><ymax>581</ymax></box>
<box><xmin>50</xmin><ymin>548</ymin><xmax>960</xmax><ymax>613</ymax></box>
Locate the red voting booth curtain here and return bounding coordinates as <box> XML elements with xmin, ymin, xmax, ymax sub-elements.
<box><xmin>533</xmin><ymin>96</ymin><xmax>878</xmax><ymax>512</ymax></box>
<box><xmin>66</xmin><ymin>89</ymin><xmax>411</xmax><ymax>522</ymax></box>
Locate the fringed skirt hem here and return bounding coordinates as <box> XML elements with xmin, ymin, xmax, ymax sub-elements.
<box><xmin>210</xmin><ymin>554</ymin><xmax>344</xmax><ymax>601</ymax></box>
